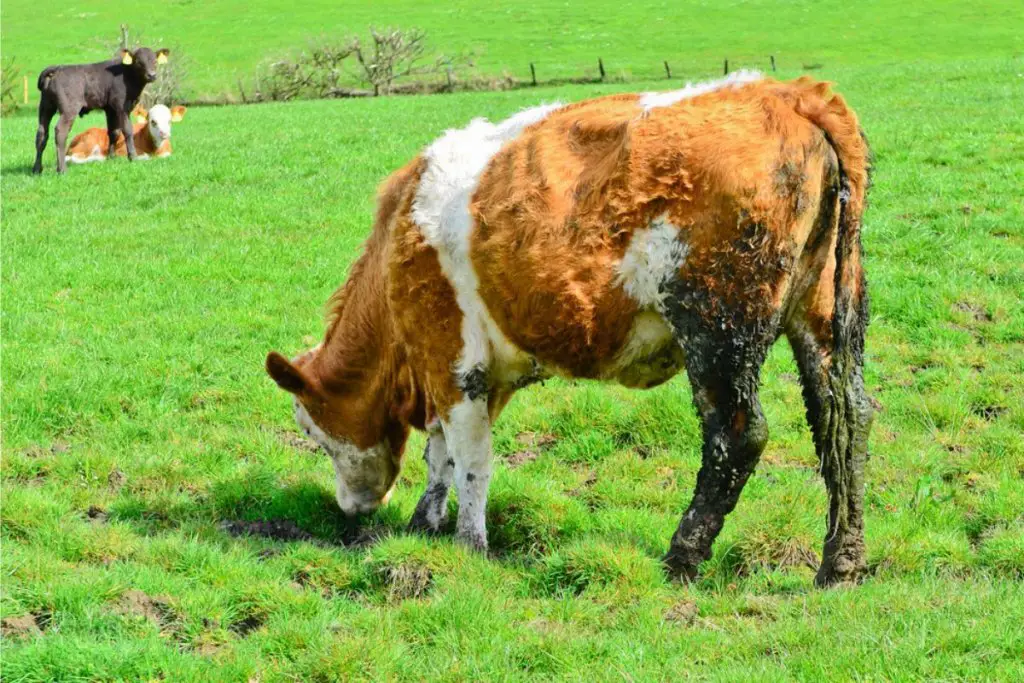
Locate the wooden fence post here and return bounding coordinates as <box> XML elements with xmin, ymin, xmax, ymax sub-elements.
<box><xmin>770</xmin><ymin>55</ymin><xmax>777</xmax><ymax>72</ymax></box>
<box><xmin>663</xmin><ymin>60</ymin><xmax>671</xmax><ymax>79</ymax></box>
<box><xmin>530</xmin><ymin>63</ymin><xmax>536</xmax><ymax>86</ymax></box>
<box><xmin>724</xmin><ymin>58</ymin><xmax>729</xmax><ymax>75</ymax></box>
<box><xmin>598</xmin><ymin>58</ymin><xmax>605</xmax><ymax>80</ymax></box>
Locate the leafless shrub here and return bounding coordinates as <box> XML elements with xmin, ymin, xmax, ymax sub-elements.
<box><xmin>109</xmin><ymin>24</ymin><xmax>188</xmax><ymax>106</ymax></box>
<box><xmin>1</xmin><ymin>56</ymin><xmax>22</xmax><ymax>117</ymax></box>
<box><xmin>241</xmin><ymin>39</ymin><xmax>359</xmax><ymax>103</ymax></box>
<box><xmin>237</xmin><ymin>27</ymin><xmax>473</xmax><ymax>103</ymax></box>
<box><xmin>351</xmin><ymin>27</ymin><xmax>472</xmax><ymax>96</ymax></box>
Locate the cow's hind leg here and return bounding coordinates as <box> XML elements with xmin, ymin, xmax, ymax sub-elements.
<box><xmin>33</xmin><ymin>99</ymin><xmax>56</xmax><ymax>174</ymax></box>
<box><xmin>659</xmin><ymin>240</ymin><xmax>782</xmax><ymax>580</ymax></box>
<box><xmin>408</xmin><ymin>430</ymin><xmax>453</xmax><ymax>534</ymax></box>
<box><xmin>662</xmin><ymin>333</ymin><xmax>772</xmax><ymax>580</ymax></box>
<box><xmin>53</xmin><ymin>111</ymin><xmax>76</xmax><ymax>174</ymax></box>
<box><xmin>788</xmin><ymin>302</ymin><xmax>872</xmax><ymax>586</ymax></box>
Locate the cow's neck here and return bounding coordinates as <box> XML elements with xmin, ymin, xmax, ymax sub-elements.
<box><xmin>311</xmin><ymin>247</ymin><xmax>417</xmax><ymax>448</ymax></box>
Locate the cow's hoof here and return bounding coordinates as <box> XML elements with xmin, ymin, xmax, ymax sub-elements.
<box><xmin>454</xmin><ymin>530</ymin><xmax>488</xmax><ymax>553</ymax></box>
<box><xmin>407</xmin><ymin>511</ymin><xmax>448</xmax><ymax>536</ymax></box>
<box><xmin>814</xmin><ymin>552</ymin><xmax>866</xmax><ymax>588</ymax></box>
<box><xmin>663</xmin><ymin>550</ymin><xmax>702</xmax><ymax>582</ymax></box>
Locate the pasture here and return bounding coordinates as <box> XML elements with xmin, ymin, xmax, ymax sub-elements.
<box><xmin>2</xmin><ymin>3</ymin><xmax>1023</xmax><ymax>681</ymax></box>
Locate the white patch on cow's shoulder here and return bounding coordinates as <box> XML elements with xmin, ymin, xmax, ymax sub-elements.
<box><xmin>293</xmin><ymin>398</ymin><xmax>393</xmax><ymax>515</ymax></box>
<box><xmin>640</xmin><ymin>70</ymin><xmax>763</xmax><ymax>111</ymax></box>
<box><xmin>412</xmin><ymin>102</ymin><xmax>563</xmax><ymax>378</ymax></box>
<box><xmin>617</xmin><ymin>216</ymin><xmax>689</xmax><ymax>309</ymax></box>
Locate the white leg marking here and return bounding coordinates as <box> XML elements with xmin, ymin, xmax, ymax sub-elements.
<box><xmin>442</xmin><ymin>399</ymin><xmax>492</xmax><ymax>549</ymax></box>
<box><xmin>639</xmin><ymin>70</ymin><xmax>763</xmax><ymax>111</ymax></box>
<box><xmin>412</xmin><ymin>102</ymin><xmax>563</xmax><ymax>376</ymax></box>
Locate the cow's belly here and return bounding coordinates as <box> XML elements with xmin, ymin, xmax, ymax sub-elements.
<box><xmin>485</xmin><ymin>308</ymin><xmax>683</xmax><ymax>391</ymax></box>
<box><xmin>601</xmin><ymin>311</ymin><xmax>685</xmax><ymax>388</ymax></box>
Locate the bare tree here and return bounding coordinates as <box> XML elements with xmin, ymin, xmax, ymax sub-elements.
<box><xmin>351</xmin><ymin>27</ymin><xmax>470</xmax><ymax>95</ymax></box>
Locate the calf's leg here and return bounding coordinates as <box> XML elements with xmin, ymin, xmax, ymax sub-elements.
<box><xmin>121</xmin><ymin>110</ymin><xmax>138</xmax><ymax>160</ymax></box>
<box><xmin>408</xmin><ymin>430</ymin><xmax>454</xmax><ymax>534</ymax></box>
<box><xmin>33</xmin><ymin>101</ymin><xmax>56</xmax><ymax>174</ymax></box>
<box><xmin>53</xmin><ymin>112</ymin><xmax>76</xmax><ymax>174</ymax></box>
<box><xmin>106</xmin><ymin>109</ymin><xmax>121</xmax><ymax>156</ymax></box>
<box><xmin>442</xmin><ymin>398</ymin><xmax>493</xmax><ymax>551</ymax></box>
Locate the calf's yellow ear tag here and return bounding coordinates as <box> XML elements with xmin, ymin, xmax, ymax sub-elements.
<box><xmin>122</xmin><ymin>51</ymin><xmax>133</xmax><ymax>65</ymax></box>
<box><xmin>156</xmin><ymin>53</ymin><xmax>168</xmax><ymax>65</ymax></box>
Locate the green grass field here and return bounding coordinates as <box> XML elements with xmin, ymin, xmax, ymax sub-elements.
<box><xmin>3</xmin><ymin>0</ymin><xmax>1023</xmax><ymax>99</ymax></box>
<box><xmin>3</xmin><ymin>1</ymin><xmax>1024</xmax><ymax>680</ymax></box>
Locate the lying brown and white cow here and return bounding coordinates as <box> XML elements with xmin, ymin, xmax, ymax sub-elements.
<box><xmin>267</xmin><ymin>71</ymin><xmax>873</xmax><ymax>586</ymax></box>
<box><xmin>66</xmin><ymin>104</ymin><xmax>186</xmax><ymax>163</ymax></box>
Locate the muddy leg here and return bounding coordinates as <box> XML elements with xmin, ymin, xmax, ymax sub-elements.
<box><xmin>33</xmin><ymin>102</ymin><xmax>56</xmax><ymax>174</ymax></box>
<box><xmin>442</xmin><ymin>398</ymin><xmax>492</xmax><ymax>551</ymax></box>
<box><xmin>663</xmin><ymin>366</ymin><xmax>769</xmax><ymax>580</ymax></box>
<box><xmin>408</xmin><ymin>430</ymin><xmax>453</xmax><ymax>534</ymax></box>
<box><xmin>53</xmin><ymin>112</ymin><xmax>76</xmax><ymax>174</ymax></box>
<box><xmin>789</xmin><ymin>322</ymin><xmax>872</xmax><ymax>586</ymax></box>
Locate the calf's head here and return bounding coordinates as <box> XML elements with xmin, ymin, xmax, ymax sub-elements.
<box><xmin>265</xmin><ymin>348</ymin><xmax>403</xmax><ymax>516</ymax></box>
<box><xmin>134</xmin><ymin>104</ymin><xmax>186</xmax><ymax>146</ymax></box>
<box><xmin>119</xmin><ymin>47</ymin><xmax>170</xmax><ymax>83</ymax></box>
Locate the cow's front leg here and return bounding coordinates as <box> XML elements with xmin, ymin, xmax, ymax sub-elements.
<box><xmin>408</xmin><ymin>430</ymin><xmax>453</xmax><ymax>534</ymax></box>
<box><xmin>442</xmin><ymin>398</ymin><xmax>493</xmax><ymax>551</ymax></box>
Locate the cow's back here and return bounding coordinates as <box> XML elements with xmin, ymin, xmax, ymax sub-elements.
<box><xmin>395</xmin><ymin>76</ymin><xmax>844</xmax><ymax>396</ymax></box>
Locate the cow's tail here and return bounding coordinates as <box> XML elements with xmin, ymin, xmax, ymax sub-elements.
<box><xmin>792</xmin><ymin>78</ymin><xmax>871</xmax><ymax>369</ymax></box>
<box><xmin>37</xmin><ymin>66</ymin><xmax>59</xmax><ymax>91</ymax></box>
<box><xmin>789</xmin><ymin>79</ymin><xmax>873</xmax><ymax>560</ymax></box>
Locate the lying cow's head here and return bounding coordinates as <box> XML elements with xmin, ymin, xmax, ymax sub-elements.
<box><xmin>133</xmin><ymin>104</ymin><xmax>186</xmax><ymax>146</ymax></box>
<box><xmin>265</xmin><ymin>348</ymin><xmax>402</xmax><ymax>516</ymax></box>
<box><xmin>118</xmin><ymin>47</ymin><xmax>170</xmax><ymax>83</ymax></box>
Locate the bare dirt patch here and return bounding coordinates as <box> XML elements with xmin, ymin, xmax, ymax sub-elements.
<box><xmin>973</xmin><ymin>405</ymin><xmax>1008</xmax><ymax>421</ymax></box>
<box><xmin>86</xmin><ymin>505</ymin><xmax>108</xmax><ymax>523</ymax></box>
<box><xmin>664</xmin><ymin>600</ymin><xmax>699</xmax><ymax>625</ymax></box>
<box><xmin>220</xmin><ymin>519</ymin><xmax>318</xmax><ymax>543</ymax></box>
<box><xmin>379</xmin><ymin>562</ymin><xmax>433</xmax><ymax>601</ymax></box>
<box><xmin>342</xmin><ymin>524</ymin><xmax>392</xmax><ymax>549</ymax></box>
<box><xmin>954</xmin><ymin>301</ymin><xmax>993</xmax><ymax>322</ymax></box>
<box><xmin>114</xmin><ymin>590</ymin><xmax>175</xmax><ymax>626</ymax></box>
<box><xmin>506</xmin><ymin>432</ymin><xmax>557</xmax><ymax>469</ymax></box>
<box><xmin>229</xmin><ymin>612</ymin><xmax>266</xmax><ymax>637</ymax></box>
<box><xmin>1</xmin><ymin>614</ymin><xmax>43</xmax><ymax>639</ymax></box>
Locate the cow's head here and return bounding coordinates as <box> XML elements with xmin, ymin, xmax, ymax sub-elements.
<box><xmin>265</xmin><ymin>347</ymin><xmax>402</xmax><ymax>516</ymax></box>
<box><xmin>134</xmin><ymin>104</ymin><xmax>186</xmax><ymax>146</ymax></box>
<box><xmin>119</xmin><ymin>47</ymin><xmax>169</xmax><ymax>83</ymax></box>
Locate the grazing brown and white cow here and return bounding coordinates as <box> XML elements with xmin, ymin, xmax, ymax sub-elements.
<box><xmin>267</xmin><ymin>71</ymin><xmax>873</xmax><ymax>586</ymax></box>
<box><xmin>66</xmin><ymin>104</ymin><xmax>186</xmax><ymax>163</ymax></box>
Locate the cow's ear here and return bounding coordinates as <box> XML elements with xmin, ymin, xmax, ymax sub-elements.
<box><xmin>120</xmin><ymin>49</ymin><xmax>134</xmax><ymax>65</ymax></box>
<box><xmin>156</xmin><ymin>49</ymin><xmax>170</xmax><ymax>65</ymax></box>
<box><xmin>132</xmin><ymin>104</ymin><xmax>148</xmax><ymax>124</ymax></box>
<box><xmin>170</xmin><ymin>105</ymin><xmax>186</xmax><ymax>122</ymax></box>
<box><xmin>266</xmin><ymin>351</ymin><xmax>307</xmax><ymax>395</ymax></box>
